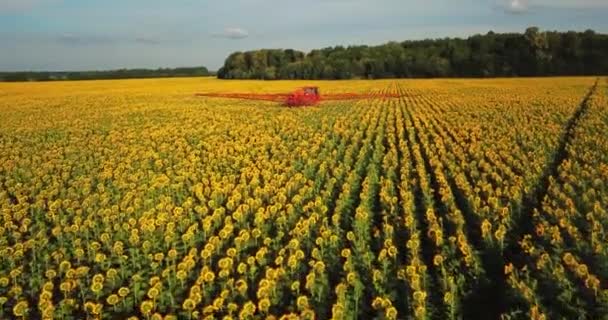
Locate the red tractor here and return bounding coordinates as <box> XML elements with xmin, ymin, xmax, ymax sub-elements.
<box><xmin>195</xmin><ymin>86</ymin><xmax>401</xmax><ymax>106</ymax></box>
<box><xmin>285</xmin><ymin>86</ymin><xmax>320</xmax><ymax>107</ymax></box>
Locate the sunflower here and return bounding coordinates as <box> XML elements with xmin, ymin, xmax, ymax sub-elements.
<box><xmin>243</xmin><ymin>301</ymin><xmax>256</xmax><ymax>314</ymax></box>
<box><xmin>203</xmin><ymin>270</ymin><xmax>215</xmax><ymax>282</ymax></box>
<box><xmin>92</xmin><ymin>274</ymin><xmax>105</xmax><ymax>284</ymax></box>
<box><xmin>42</xmin><ymin>281</ymin><xmax>54</xmax><ymax>293</ymax></box>
<box><xmin>444</xmin><ymin>292</ymin><xmax>453</xmax><ymax>304</ymax></box>
<box><xmin>84</xmin><ymin>301</ymin><xmax>96</xmax><ymax>313</ymax></box>
<box><xmin>265</xmin><ymin>268</ymin><xmax>277</xmax><ymax>280</ymax></box>
<box><xmin>76</xmin><ymin>266</ymin><xmax>90</xmax><ymax>277</ymax></box>
<box><xmin>147</xmin><ymin>287</ymin><xmax>160</xmax><ymax>299</ymax></box>
<box><xmin>223</xmin><ymin>247</ymin><xmax>236</xmax><ymax>258</ymax></box>
<box><xmin>140</xmin><ymin>300</ymin><xmax>154</xmax><ymax>315</ymax></box>
<box><xmin>413</xmin><ymin>291</ymin><xmax>426</xmax><ymax>304</ymax></box>
<box><xmin>287</xmin><ymin>256</ymin><xmax>298</xmax><ymax>270</ymax></box>
<box><xmin>313</xmin><ymin>261</ymin><xmax>325</xmax><ymax>274</ymax></box>
<box><xmin>167</xmin><ymin>248</ymin><xmax>178</xmax><ymax>260</ymax></box>
<box><xmin>387</xmin><ymin>246</ymin><xmax>398</xmax><ymax>258</ymax></box>
<box><xmin>301</xmin><ymin>309</ymin><xmax>315</xmax><ymax>319</ymax></box>
<box><xmin>112</xmin><ymin>242</ymin><xmax>124</xmax><ymax>256</ymax></box>
<box><xmin>154</xmin><ymin>253</ymin><xmax>164</xmax><ymax>262</ymax></box>
<box><xmin>200</xmin><ymin>249</ymin><xmax>212</xmax><ymax>260</ymax></box>
<box><xmin>371</xmin><ymin>297</ymin><xmax>385</xmax><ymax>310</ymax></box>
<box><xmin>106</xmin><ymin>268</ymin><xmax>118</xmax><ymax>280</ymax></box>
<box><xmin>44</xmin><ymin>269</ymin><xmax>57</xmax><ymax>280</ymax></box>
<box><xmin>218</xmin><ymin>257</ymin><xmax>233</xmax><ymax>270</ymax></box>
<box><xmin>149</xmin><ymin>276</ymin><xmax>161</xmax><ymax>287</ymax></box>
<box><xmin>576</xmin><ymin>264</ymin><xmax>589</xmax><ymax>277</ymax></box>
<box><xmin>585</xmin><ymin>276</ymin><xmax>600</xmax><ymax>291</ymax></box>
<box><xmin>332</xmin><ymin>303</ymin><xmax>344</xmax><ymax>318</ymax></box>
<box><xmin>182</xmin><ymin>298</ymin><xmax>196</xmax><ymax>311</ymax></box>
<box><xmin>296</xmin><ymin>296</ymin><xmax>309</xmax><ymax>310</ymax></box>
<box><xmin>12</xmin><ymin>300</ymin><xmax>28</xmax><ymax>317</ymax></box>
<box><xmin>118</xmin><ymin>287</ymin><xmax>130</xmax><ymax>297</ymax></box>
<box><xmin>59</xmin><ymin>260</ymin><xmax>71</xmax><ymax>272</ymax></box>
<box><xmin>405</xmin><ymin>266</ymin><xmax>416</xmax><ymax>277</ymax></box>
<box><xmin>59</xmin><ymin>281</ymin><xmax>73</xmax><ymax>292</ymax></box>
<box><xmin>176</xmin><ymin>270</ymin><xmax>188</xmax><ymax>281</ymax></box>
<box><xmin>189</xmin><ymin>285</ymin><xmax>201</xmax><ymax>297</ymax></box>
<box><xmin>340</xmin><ymin>249</ymin><xmax>351</xmax><ymax>258</ymax></box>
<box><xmin>41</xmin><ymin>305</ymin><xmax>55</xmax><ymax>319</ymax></box>
<box><xmin>433</xmin><ymin>254</ymin><xmax>444</xmax><ymax>266</ymax></box>
<box><xmin>295</xmin><ymin>250</ymin><xmax>305</xmax><ymax>260</ymax></box>
<box><xmin>562</xmin><ymin>252</ymin><xmax>575</xmax><ymax>266</ymax></box>
<box><xmin>258</xmin><ymin>298</ymin><xmax>271</xmax><ymax>313</ymax></box>
<box><xmin>39</xmin><ymin>290</ymin><xmax>52</xmax><ymax>301</ymax></box>
<box><xmin>106</xmin><ymin>294</ymin><xmax>120</xmax><ymax>306</ymax></box>
<box><xmin>346</xmin><ymin>272</ymin><xmax>357</xmax><ymax>285</ymax></box>
<box><xmin>236</xmin><ymin>262</ymin><xmax>247</xmax><ymax>274</ymax></box>
<box><xmin>90</xmin><ymin>282</ymin><xmax>103</xmax><ymax>294</ymax></box>
<box><xmin>94</xmin><ymin>253</ymin><xmax>107</xmax><ymax>263</ymax></box>
<box><xmin>227</xmin><ymin>302</ymin><xmax>239</xmax><ymax>314</ymax></box>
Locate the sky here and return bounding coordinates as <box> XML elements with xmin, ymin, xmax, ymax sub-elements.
<box><xmin>1</xmin><ymin>0</ymin><xmax>607</xmax><ymax>71</ymax></box>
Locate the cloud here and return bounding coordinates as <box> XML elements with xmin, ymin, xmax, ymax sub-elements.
<box><xmin>212</xmin><ymin>27</ymin><xmax>249</xmax><ymax>39</ymax></box>
<box><xmin>502</xmin><ymin>0</ymin><xmax>529</xmax><ymax>13</ymax></box>
<box><xmin>56</xmin><ymin>34</ymin><xmax>161</xmax><ymax>46</ymax></box>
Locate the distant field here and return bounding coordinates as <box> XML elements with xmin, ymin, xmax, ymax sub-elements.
<box><xmin>0</xmin><ymin>77</ymin><xmax>606</xmax><ymax>319</ymax></box>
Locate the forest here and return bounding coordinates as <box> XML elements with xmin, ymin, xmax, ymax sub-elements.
<box><xmin>218</xmin><ymin>27</ymin><xmax>608</xmax><ymax>79</ymax></box>
<box><xmin>0</xmin><ymin>66</ymin><xmax>211</xmax><ymax>82</ymax></box>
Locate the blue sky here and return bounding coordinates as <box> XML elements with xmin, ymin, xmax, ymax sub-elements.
<box><xmin>1</xmin><ymin>0</ymin><xmax>607</xmax><ymax>71</ymax></box>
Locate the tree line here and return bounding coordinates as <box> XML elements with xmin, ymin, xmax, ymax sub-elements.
<box><xmin>0</xmin><ymin>66</ymin><xmax>211</xmax><ymax>82</ymax></box>
<box><xmin>218</xmin><ymin>27</ymin><xmax>608</xmax><ymax>80</ymax></box>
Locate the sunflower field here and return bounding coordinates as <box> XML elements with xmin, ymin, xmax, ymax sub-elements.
<box><xmin>0</xmin><ymin>77</ymin><xmax>606</xmax><ymax>319</ymax></box>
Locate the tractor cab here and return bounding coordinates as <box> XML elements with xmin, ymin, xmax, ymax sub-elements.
<box><xmin>303</xmin><ymin>86</ymin><xmax>319</xmax><ymax>96</ymax></box>
<box><xmin>285</xmin><ymin>86</ymin><xmax>321</xmax><ymax>107</ymax></box>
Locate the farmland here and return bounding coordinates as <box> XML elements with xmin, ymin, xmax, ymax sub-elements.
<box><xmin>0</xmin><ymin>77</ymin><xmax>607</xmax><ymax>319</ymax></box>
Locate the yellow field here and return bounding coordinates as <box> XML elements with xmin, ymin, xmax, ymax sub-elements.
<box><xmin>0</xmin><ymin>77</ymin><xmax>606</xmax><ymax>319</ymax></box>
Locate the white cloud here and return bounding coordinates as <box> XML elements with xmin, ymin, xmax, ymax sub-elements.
<box><xmin>212</xmin><ymin>27</ymin><xmax>249</xmax><ymax>39</ymax></box>
<box><xmin>502</xmin><ymin>0</ymin><xmax>528</xmax><ymax>13</ymax></box>
<box><xmin>55</xmin><ymin>33</ymin><xmax>162</xmax><ymax>46</ymax></box>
